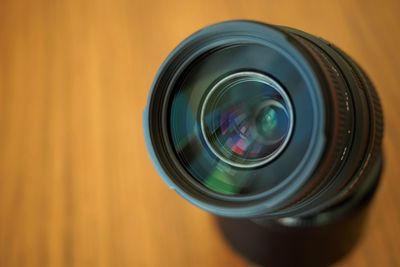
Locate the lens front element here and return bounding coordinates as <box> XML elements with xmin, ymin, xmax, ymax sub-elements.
<box><xmin>201</xmin><ymin>72</ymin><xmax>294</xmax><ymax>168</ymax></box>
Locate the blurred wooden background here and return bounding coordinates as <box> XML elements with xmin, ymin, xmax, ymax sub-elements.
<box><xmin>0</xmin><ymin>0</ymin><xmax>399</xmax><ymax>266</ymax></box>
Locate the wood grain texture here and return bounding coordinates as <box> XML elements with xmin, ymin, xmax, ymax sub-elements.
<box><xmin>0</xmin><ymin>0</ymin><xmax>399</xmax><ymax>266</ymax></box>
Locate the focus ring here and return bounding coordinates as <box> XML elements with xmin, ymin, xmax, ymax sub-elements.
<box><xmin>329</xmin><ymin>45</ymin><xmax>384</xmax><ymax>192</ymax></box>
<box><xmin>288</xmin><ymin>34</ymin><xmax>353</xmax><ymax>202</ymax></box>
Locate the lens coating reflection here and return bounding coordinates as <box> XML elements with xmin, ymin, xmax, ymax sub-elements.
<box><xmin>201</xmin><ymin>72</ymin><xmax>293</xmax><ymax>168</ymax></box>
<box><xmin>168</xmin><ymin>44</ymin><xmax>306</xmax><ymax>196</ymax></box>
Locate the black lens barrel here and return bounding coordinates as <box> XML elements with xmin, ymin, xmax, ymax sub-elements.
<box><xmin>284</xmin><ymin>27</ymin><xmax>383</xmax><ymax>216</ymax></box>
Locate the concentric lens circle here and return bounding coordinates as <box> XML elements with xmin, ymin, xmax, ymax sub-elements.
<box><xmin>200</xmin><ymin>72</ymin><xmax>294</xmax><ymax>168</ymax></box>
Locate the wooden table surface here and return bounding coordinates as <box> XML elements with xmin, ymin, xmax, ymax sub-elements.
<box><xmin>0</xmin><ymin>0</ymin><xmax>399</xmax><ymax>266</ymax></box>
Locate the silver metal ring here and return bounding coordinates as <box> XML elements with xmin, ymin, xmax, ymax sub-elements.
<box><xmin>200</xmin><ymin>71</ymin><xmax>294</xmax><ymax>168</ymax></box>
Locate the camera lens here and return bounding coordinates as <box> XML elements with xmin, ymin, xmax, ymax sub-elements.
<box><xmin>200</xmin><ymin>71</ymin><xmax>294</xmax><ymax>168</ymax></box>
<box><xmin>145</xmin><ymin>21</ymin><xmax>383</xmax><ymax>218</ymax></box>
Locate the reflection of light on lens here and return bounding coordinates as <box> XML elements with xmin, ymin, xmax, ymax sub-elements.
<box><xmin>201</xmin><ymin>71</ymin><xmax>293</xmax><ymax>168</ymax></box>
<box><xmin>255</xmin><ymin>100</ymin><xmax>290</xmax><ymax>144</ymax></box>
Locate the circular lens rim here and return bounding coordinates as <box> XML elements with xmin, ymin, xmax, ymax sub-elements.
<box><xmin>145</xmin><ymin>20</ymin><xmax>329</xmax><ymax>218</ymax></box>
<box><xmin>200</xmin><ymin>71</ymin><xmax>294</xmax><ymax>168</ymax></box>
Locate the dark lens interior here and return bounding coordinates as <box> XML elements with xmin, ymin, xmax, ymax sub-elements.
<box><xmin>168</xmin><ymin>43</ymin><xmax>317</xmax><ymax>196</ymax></box>
<box><xmin>201</xmin><ymin>71</ymin><xmax>293</xmax><ymax>168</ymax></box>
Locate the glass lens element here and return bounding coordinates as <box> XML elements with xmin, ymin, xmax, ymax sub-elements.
<box><xmin>201</xmin><ymin>72</ymin><xmax>293</xmax><ymax>168</ymax></box>
<box><xmin>168</xmin><ymin>44</ymin><xmax>303</xmax><ymax>196</ymax></box>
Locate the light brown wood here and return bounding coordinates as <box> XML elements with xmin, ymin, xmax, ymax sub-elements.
<box><xmin>0</xmin><ymin>0</ymin><xmax>399</xmax><ymax>266</ymax></box>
